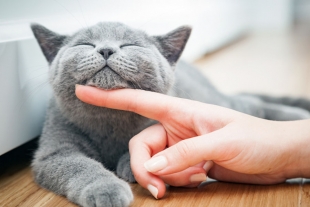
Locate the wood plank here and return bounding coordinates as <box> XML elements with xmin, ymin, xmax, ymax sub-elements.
<box><xmin>131</xmin><ymin>180</ymin><xmax>302</xmax><ymax>207</ymax></box>
<box><xmin>0</xmin><ymin>166</ymin><xmax>77</xmax><ymax>207</ymax></box>
<box><xmin>0</xmin><ymin>164</ymin><xmax>304</xmax><ymax>207</ymax></box>
<box><xmin>0</xmin><ymin>168</ymin><xmax>40</xmax><ymax>207</ymax></box>
<box><xmin>301</xmin><ymin>178</ymin><xmax>310</xmax><ymax>206</ymax></box>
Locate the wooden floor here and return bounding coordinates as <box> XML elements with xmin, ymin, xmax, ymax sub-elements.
<box><xmin>1</xmin><ymin>142</ymin><xmax>310</xmax><ymax>207</ymax></box>
<box><xmin>2</xmin><ymin>28</ymin><xmax>310</xmax><ymax>206</ymax></box>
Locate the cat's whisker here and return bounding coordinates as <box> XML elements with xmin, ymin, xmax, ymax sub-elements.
<box><xmin>53</xmin><ymin>0</ymin><xmax>87</xmax><ymax>29</ymax></box>
<box><xmin>25</xmin><ymin>64</ymin><xmax>48</xmax><ymax>71</ymax></box>
<box><xmin>140</xmin><ymin>70</ymin><xmax>155</xmax><ymax>79</ymax></box>
<box><xmin>171</xmin><ymin>83</ymin><xmax>193</xmax><ymax>100</ymax></box>
<box><xmin>129</xmin><ymin>76</ymin><xmax>143</xmax><ymax>90</ymax></box>
<box><xmin>17</xmin><ymin>80</ymin><xmax>49</xmax><ymax>112</ymax></box>
<box><xmin>76</xmin><ymin>0</ymin><xmax>89</xmax><ymax>27</ymax></box>
<box><xmin>19</xmin><ymin>65</ymin><xmax>49</xmax><ymax>77</ymax></box>
<box><xmin>23</xmin><ymin>72</ymin><xmax>49</xmax><ymax>85</ymax></box>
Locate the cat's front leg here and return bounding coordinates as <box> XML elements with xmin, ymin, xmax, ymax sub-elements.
<box><xmin>33</xmin><ymin>143</ymin><xmax>133</xmax><ymax>207</ymax></box>
<box><xmin>116</xmin><ymin>152</ymin><xmax>136</xmax><ymax>183</ymax></box>
<box><xmin>33</xmin><ymin>107</ymin><xmax>133</xmax><ymax>207</ymax></box>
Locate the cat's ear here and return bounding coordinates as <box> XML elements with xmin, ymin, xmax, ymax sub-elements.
<box><xmin>31</xmin><ymin>23</ymin><xmax>67</xmax><ymax>63</ymax></box>
<box><xmin>154</xmin><ymin>26</ymin><xmax>192</xmax><ymax>65</ymax></box>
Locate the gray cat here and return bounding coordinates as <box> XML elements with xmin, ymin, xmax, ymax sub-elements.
<box><xmin>31</xmin><ymin>22</ymin><xmax>310</xmax><ymax>207</ymax></box>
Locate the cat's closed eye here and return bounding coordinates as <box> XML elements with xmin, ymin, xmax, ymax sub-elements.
<box><xmin>120</xmin><ymin>44</ymin><xmax>141</xmax><ymax>48</ymax></box>
<box><xmin>75</xmin><ymin>43</ymin><xmax>96</xmax><ymax>48</ymax></box>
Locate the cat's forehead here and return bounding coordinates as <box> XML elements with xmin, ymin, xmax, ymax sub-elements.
<box><xmin>71</xmin><ymin>22</ymin><xmax>150</xmax><ymax>43</ymax></box>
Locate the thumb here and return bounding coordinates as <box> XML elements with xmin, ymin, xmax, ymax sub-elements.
<box><xmin>143</xmin><ymin>129</ymin><xmax>226</xmax><ymax>175</ymax></box>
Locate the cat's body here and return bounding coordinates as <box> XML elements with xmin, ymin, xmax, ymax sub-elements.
<box><xmin>31</xmin><ymin>22</ymin><xmax>310</xmax><ymax>207</ymax></box>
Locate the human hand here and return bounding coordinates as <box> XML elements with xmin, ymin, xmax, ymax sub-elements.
<box><xmin>75</xmin><ymin>85</ymin><xmax>310</xmax><ymax>199</ymax></box>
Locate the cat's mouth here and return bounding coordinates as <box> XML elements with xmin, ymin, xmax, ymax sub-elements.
<box><xmin>85</xmin><ymin>83</ymin><xmax>126</xmax><ymax>90</ymax></box>
<box><xmin>84</xmin><ymin>66</ymin><xmax>131</xmax><ymax>90</ymax></box>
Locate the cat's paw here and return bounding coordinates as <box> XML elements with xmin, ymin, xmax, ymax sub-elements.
<box><xmin>79</xmin><ymin>178</ymin><xmax>133</xmax><ymax>207</ymax></box>
<box><xmin>116</xmin><ymin>152</ymin><xmax>136</xmax><ymax>183</ymax></box>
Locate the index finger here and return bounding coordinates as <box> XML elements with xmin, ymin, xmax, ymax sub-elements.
<box><xmin>75</xmin><ymin>84</ymin><xmax>183</xmax><ymax>121</ymax></box>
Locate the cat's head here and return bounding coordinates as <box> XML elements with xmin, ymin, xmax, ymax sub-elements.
<box><xmin>31</xmin><ymin>22</ymin><xmax>191</xmax><ymax>101</ymax></box>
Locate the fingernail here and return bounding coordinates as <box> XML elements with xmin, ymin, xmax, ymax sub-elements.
<box><xmin>203</xmin><ymin>160</ymin><xmax>214</xmax><ymax>172</ymax></box>
<box><xmin>147</xmin><ymin>184</ymin><xmax>158</xmax><ymax>199</ymax></box>
<box><xmin>75</xmin><ymin>84</ymin><xmax>81</xmax><ymax>88</ymax></box>
<box><xmin>144</xmin><ymin>156</ymin><xmax>168</xmax><ymax>173</ymax></box>
<box><xmin>190</xmin><ymin>173</ymin><xmax>207</xmax><ymax>183</ymax></box>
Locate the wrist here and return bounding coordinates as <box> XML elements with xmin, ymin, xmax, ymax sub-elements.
<box><xmin>279</xmin><ymin>120</ymin><xmax>310</xmax><ymax>179</ymax></box>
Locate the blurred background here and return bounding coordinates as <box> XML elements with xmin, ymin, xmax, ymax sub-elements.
<box><xmin>0</xmin><ymin>0</ymin><xmax>310</xmax><ymax>154</ymax></box>
<box><xmin>0</xmin><ymin>0</ymin><xmax>300</xmax><ymax>59</ymax></box>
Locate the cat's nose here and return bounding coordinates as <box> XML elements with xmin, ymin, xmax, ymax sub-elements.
<box><xmin>99</xmin><ymin>48</ymin><xmax>114</xmax><ymax>60</ymax></box>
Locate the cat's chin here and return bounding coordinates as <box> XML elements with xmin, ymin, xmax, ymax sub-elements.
<box><xmin>83</xmin><ymin>67</ymin><xmax>132</xmax><ymax>90</ymax></box>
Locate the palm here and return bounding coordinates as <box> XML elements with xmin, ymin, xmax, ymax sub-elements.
<box><xmin>160</xmin><ymin>115</ymin><xmax>288</xmax><ymax>185</ymax></box>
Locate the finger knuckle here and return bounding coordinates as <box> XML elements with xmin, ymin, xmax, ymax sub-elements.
<box><xmin>174</xmin><ymin>140</ymin><xmax>195</xmax><ymax>165</ymax></box>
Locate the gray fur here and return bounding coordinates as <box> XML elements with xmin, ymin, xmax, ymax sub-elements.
<box><xmin>243</xmin><ymin>93</ymin><xmax>310</xmax><ymax>112</ymax></box>
<box><xmin>31</xmin><ymin>22</ymin><xmax>310</xmax><ymax>207</ymax></box>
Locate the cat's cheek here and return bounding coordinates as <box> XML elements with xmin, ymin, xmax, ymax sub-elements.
<box><xmin>62</xmin><ymin>48</ymin><xmax>92</xmax><ymax>64</ymax></box>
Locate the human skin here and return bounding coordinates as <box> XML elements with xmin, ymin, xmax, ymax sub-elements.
<box><xmin>75</xmin><ymin>85</ymin><xmax>310</xmax><ymax>199</ymax></box>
